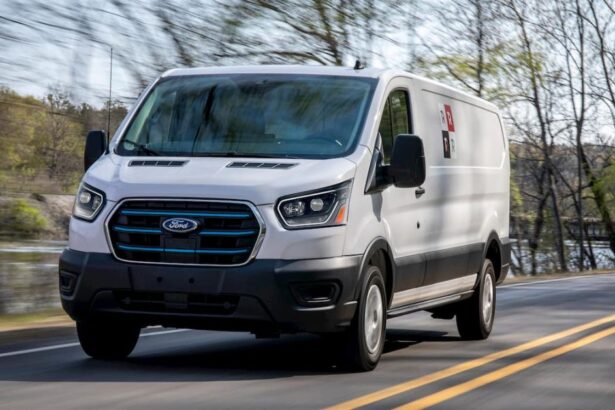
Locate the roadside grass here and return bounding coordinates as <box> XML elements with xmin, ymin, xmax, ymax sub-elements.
<box><xmin>0</xmin><ymin>308</ymin><xmax>72</xmax><ymax>332</ymax></box>
<box><xmin>0</xmin><ymin>270</ymin><xmax>612</xmax><ymax>333</ymax></box>
<box><xmin>0</xmin><ymin>193</ymin><xmax>73</xmax><ymax>240</ymax></box>
<box><xmin>0</xmin><ymin>198</ymin><xmax>48</xmax><ymax>238</ymax></box>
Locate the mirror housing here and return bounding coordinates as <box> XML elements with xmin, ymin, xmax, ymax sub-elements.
<box><xmin>84</xmin><ymin>130</ymin><xmax>107</xmax><ymax>172</ymax></box>
<box><xmin>388</xmin><ymin>134</ymin><xmax>426</xmax><ymax>188</ymax></box>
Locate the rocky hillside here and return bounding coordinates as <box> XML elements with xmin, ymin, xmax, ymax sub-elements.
<box><xmin>0</xmin><ymin>194</ymin><xmax>74</xmax><ymax>240</ymax></box>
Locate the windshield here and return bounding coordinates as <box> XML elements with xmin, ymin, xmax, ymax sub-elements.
<box><xmin>116</xmin><ymin>74</ymin><xmax>376</xmax><ymax>159</ymax></box>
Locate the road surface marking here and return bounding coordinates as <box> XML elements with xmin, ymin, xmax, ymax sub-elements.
<box><xmin>0</xmin><ymin>328</ymin><xmax>188</xmax><ymax>359</ymax></box>
<box><xmin>395</xmin><ymin>326</ymin><xmax>615</xmax><ymax>410</ymax></box>
<box><xmin>325</xmin><ymin>313</ymin><xmax>615</xmax><ymax>410</ymax></box>
<box><xmin>500</xmin><ymin>273</ymin><xmax>615</xmax><ymax>289</ymax></box>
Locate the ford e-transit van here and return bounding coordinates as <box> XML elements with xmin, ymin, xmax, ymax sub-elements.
<box><xmin>60</xmin><ymin>65</ymin><xmax>510</xmax><ymax>371</ymax></box>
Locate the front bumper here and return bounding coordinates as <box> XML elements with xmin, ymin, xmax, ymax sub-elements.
<box><xmin>59</xmin><ymin>249</ymin><xmax>361</xmax><ymax>334</ymax></box>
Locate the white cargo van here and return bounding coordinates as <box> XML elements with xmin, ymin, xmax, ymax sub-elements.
<box><xmin>60</xmin><ymin>65</ymin><xmax>510</xmax><ymax>371</ymax></box>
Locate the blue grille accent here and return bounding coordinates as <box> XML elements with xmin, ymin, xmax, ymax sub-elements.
<box><xmin>117</xmin><ymin>244</ymin><xmax>249</xmax><ymax>255</ymax></box>
<box><xmin>120</xmin><ymin>209</ymin><xmax>250</xmax><ymax>218</ymax></box>
<box><xmin>109</xmin><ymin>200</ymin><xmax>261</xmax><ymax>265</ymax></box>
<box><xmin>199</xmin><ymin>230</ymin><xmax>256</xmax><ymax>236</ymax></box>
<box><xmin>112</xmin><ymin>226</ymin><xmax>256</xmax><ymax>237</ymax></box>
<box><xmin>113</xmin><ymin>226</ymin><xmax>163</xmax><ymax>234</ymax></box>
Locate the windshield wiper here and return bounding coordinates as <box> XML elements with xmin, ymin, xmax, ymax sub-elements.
<box><xmin>122</xmin><ymin>140</ymin><xmax>161</xmax><ymax>156</ymax></box>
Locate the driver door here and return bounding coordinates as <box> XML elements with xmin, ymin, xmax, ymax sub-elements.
<box><xmin>378</xmin><ymin>80</ymin><xmax>430</xmax><ymax>299</ymax></box>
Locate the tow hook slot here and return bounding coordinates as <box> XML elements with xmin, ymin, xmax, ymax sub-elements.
<box><xmin>164</xmin><ymin>293</ymin><xmax>188</xmax><ymax>310</ymax></box>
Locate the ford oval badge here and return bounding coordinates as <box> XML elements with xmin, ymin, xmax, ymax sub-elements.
<box><xmin>162</xmin><ymin>217</ymin><xmax>199</xmax><ymax>234</ymax></box>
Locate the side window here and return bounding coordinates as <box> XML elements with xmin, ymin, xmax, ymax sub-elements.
<box><xmin>379</xmin><ymin>100</ymin><xmax>393</xmax><ymax>161</ymax></box>
<box><xmin>378</xmin><ymin>90</ymin><xmax>410</xmax><ymax>164</ymax></box>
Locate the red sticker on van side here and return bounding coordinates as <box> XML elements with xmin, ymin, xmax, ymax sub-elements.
<box><xmin>444</xmin><ymin>104</ymin><xmax>455</xmax><ymax>132</ymax></box>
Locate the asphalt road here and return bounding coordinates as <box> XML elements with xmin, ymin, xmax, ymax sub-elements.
<box><xmin>1</xmin><ymin>273</ymin><xmax>614</xmax><ymax>409</ymax></box>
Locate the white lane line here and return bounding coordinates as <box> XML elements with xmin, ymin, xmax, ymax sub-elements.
<box><xmin>0</xmin><ymin>328</ymin><xmax>188</xmax><ymax>359</ymax></box>
<box><xmin>0</xmin><ymin>342</ymin><xmax>81</xmax><ymax>358</ymax></box>
<box><xmin>1</xmin><ymin>274</ymin><xmax>612</xmax><ymax>359</ymax></box>
<box><xmin>500</xmin><ymin>273</ymin><xmax>615</xmax><ymax>289</ymax></box>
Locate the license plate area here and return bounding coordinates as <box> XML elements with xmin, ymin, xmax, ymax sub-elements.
<box><xmin>163</xmin><ymin>237</ymin><xmax>196</xmax><ymax>264</ymax></box>
<box><xmin>130</xmin><ymin>267</ymin><xmax>224</xmax><ymax>293</ymax></box>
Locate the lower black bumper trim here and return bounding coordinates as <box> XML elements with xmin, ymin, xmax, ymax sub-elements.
<box><xmin>59</xmin><ymin>249</ymin><xmax>361</xmax><ymax>334</ymax></box>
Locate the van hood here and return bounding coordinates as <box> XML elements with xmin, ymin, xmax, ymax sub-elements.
<box><xmin>83</xmin><ymin>154</ymin><xmax>357</xmax><ymax>205</ymax></box>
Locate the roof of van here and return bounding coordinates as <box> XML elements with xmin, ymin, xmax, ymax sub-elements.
<box><xmin>162</xmin><ymin>65</ymin><xmax>498</xmax><ymax>111</ymax></box>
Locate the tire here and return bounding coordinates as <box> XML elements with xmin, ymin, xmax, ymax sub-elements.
<box><xmin>456</xmin><ymin>259</ymin><xmax>496</xmax><ymax>340</ymax></box>
<box><xmin>342</xmin><ymin>264</ymin><xmax>387</xmax><ymax>371</ymax></box>
<box><xmin>77</xmin><ymin>319</ymin><xmax>141</xmax><ymax>360</ymax></box>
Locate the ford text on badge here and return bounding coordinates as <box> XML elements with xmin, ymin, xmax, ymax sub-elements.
<box><xmin>162</xmin><ymin>218</ymin><xmax>199</xmax><ymax>233</ymax></box>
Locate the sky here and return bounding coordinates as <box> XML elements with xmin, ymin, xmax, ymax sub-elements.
<box><xmin>1</xmin><ymin>28</ymin><xmax>138</xmax><ymax>105</ymax></box>
<box><xmin>0</xmin><ymin>1</ymin><xmax>411</xmax><ymax>108</ymax></box>
<box><xmin>2</xmin><ymin>1</ymin><xmax>168</xmax><ymax>105</ymax></box>
<box><xmin>1</xmin><ymin>1</ymin><xmax>613</xmax><ymax>142</ymax></box>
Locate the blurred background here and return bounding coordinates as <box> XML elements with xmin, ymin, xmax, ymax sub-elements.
<box><xmin>0</xmin><ymin>0</ymin><xmax>614</xmax><ymax>320</ymax></box>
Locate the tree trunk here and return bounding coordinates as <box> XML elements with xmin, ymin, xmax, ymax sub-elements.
<box><xmin>529</xmin><ymin>173</ymin><xmax>549</xmax><ymax>275</ymax></box>
<box><xmin>583</xmin><ymin>224</ymin><xmax>597</xmax><ymax>270</ymax></box>
<box><xmin>580</xmin><ymin>148</ymin><xmax>615</xmax><ymax>256</ymax></box>
<box><xmin>547</xmin><ymin>169</ymin><xmax>567</xmax><ymax>271</ymax></box>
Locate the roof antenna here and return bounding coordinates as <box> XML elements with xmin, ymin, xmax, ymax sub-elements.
<box><xmin>106</xmin><ymin>46</ymin><xmax>113</xmax><ymax>153</ymax></box>
<box><xmin>353</xmin><ymin>59</ymin><xmax>365</xmax><ymax>70</ymax></box>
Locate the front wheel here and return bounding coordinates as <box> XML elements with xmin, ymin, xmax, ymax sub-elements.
<box><xmin>456</xmin><ymin>259</ymin><xmax>496</xmax><ymax>340</ymax></box>
<box><xmin>77</xmin><ymin>319</ymin><xmax>141</xmax><ymax>360</ymax></box>
<box><xmin>342</xmin><ymin>264</ymin><xmax>387</xmax><ymax>371</ymax></box>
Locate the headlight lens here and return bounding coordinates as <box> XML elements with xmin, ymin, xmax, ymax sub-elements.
<box><xmin>276</xmin><ymin>181</ymin><xmax>352</xmax><ymax>229</ymax></box>
<box><xmin>73</xmin><ymin>184</ymin><xmax>105</xmax><ymax>221</ymax></box>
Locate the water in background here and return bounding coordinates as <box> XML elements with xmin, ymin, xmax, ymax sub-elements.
<box><xmin>0</xmin><ymin>239</ymin><xmax>612</xmax><ymax>315</ymax></box>
<box><xmin>0</xmin><ymin>240</ymin><xmax>65</xmax><ymax>314</ymax></box>
<box><xmin>511</xmin><ymin>240</ymin><xmax>614</xmax><ymax>274</ymax></box>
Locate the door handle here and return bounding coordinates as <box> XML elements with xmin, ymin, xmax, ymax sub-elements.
<box><xmin>415</xmin><ymin>187</ymin><xmax>425</xmax><ymax>197</ymax></box>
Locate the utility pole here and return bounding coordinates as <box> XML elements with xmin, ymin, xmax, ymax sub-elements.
<box><xmin>107</xmin><ymin>46</ymin><xmax>113</xmax><ymax>144</ymax></box>
<box><xmin>577</xmin><ymin>138</ymin><xmax>584</xmax><ymax>271</ymax></box>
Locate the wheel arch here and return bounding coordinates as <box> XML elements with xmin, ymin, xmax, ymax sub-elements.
<box><xmin>482</xmin><ymin>231</ymin><xmax>503</xmax><ymax>283</ymax></box>
<box><xmin>355</xmin><ymin>237</ymin><xmax>395</xmax><ymax>308</ymax></box>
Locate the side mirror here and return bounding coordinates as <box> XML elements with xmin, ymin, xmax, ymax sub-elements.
<box><xmin>84</xmin><ymin>130</ymin><xmax>107</xmax><ymax>172</ymax></box>
<box><xmin>388</xmin><ymin>134</ymin><xmax>426</xmax><ymax>188</ymax></box>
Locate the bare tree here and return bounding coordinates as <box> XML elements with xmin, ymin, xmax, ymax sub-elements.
<box><xmin>35</xmin><ymin>88</ymin><xmax>82</xmax><ymax>185</ymax></box>
<box><xmin>216</xmin><ymin>0</ymin><xmax>404</xmax><ymax>66</ymax></box>
<box><xmin>414</xmin><ymin>0</ymin><xmax>509</xmax><ymax>101</ymax></box>
<box><xmin>582</xmin><ymin>0</ymin><xmax>615</xmax><ymax>256</ymax></box>
<box><xmin>501</xmin><ymin>0</ymin><xmax>571</xmax><ymax>271</ymax></box>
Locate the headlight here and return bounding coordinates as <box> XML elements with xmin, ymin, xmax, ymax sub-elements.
<box><xmin>276</xmin><ymin>181</ymin><xmax>352</xmax><ymax>229</ymax></box>
<box><xmin>73</xmin><ymin>183</ymin><xmax>105</xmax><ymax>221</ymax></box>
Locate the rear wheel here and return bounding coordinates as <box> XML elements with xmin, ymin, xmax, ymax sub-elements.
<box><xmin>456</xmin><ymin>259</ymin><xmax>496</xmax><ymax>340</ymax></box>
<box><xmin>77</xmin><ymin>319</ymin><xmax>141</xmax><ymax>360</ymax></box>
<box><xmin>342</xmin><ymin>264</ymin><xmax>386</xmax><ymax>371</ymax></box>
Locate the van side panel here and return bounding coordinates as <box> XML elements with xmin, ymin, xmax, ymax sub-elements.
<box><xmin>411</xmin><ymin>83</ymin><xmax>508</xmax><ymax>286</ymax></box>
<box><xmin>345</xmin><ymin>76</ymin><xmax>509</xmax><ymax>297</ymax></box>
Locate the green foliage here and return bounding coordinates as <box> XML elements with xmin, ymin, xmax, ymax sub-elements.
<box><xmin>414</xmin><ymin>42</ymin><xmax>513</xmax><ymax>103</ymax></box>
<box><xmin>595</xmin><ymin>162</ymin><xmax>615</xmax><ymax>213</ymax></box>
<box><xmin>0</xmin><ymin>199</ymin><xmax>48</xmax><ymax>237</ymax></box>
<box><xmin>510</xmin><ymin>179</ymin><xmax>523</xmax><ymax>211</ymax></box>
<box><xmin>0</xmin><ymin>87</ymin><xmax>127</xmax><ymax>194</ymax></box>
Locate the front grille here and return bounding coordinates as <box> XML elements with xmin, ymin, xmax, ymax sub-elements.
<box><xmin>114</xmin><ymin>291</ymin><xmax>239</xmax><ymax>315</ymax></box>
<box><xmin>108</xmin><ymin>199</ymin><xmax>262</xmax><ymax>265</ymax></box>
